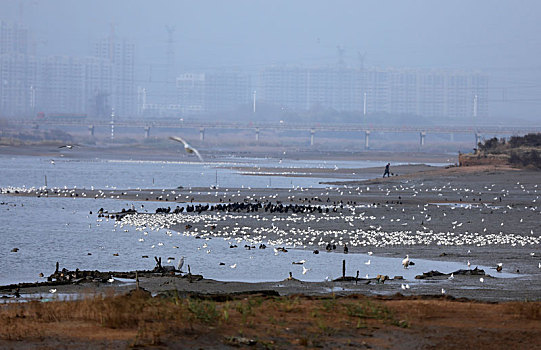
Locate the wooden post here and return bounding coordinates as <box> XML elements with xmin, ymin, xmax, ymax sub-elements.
<box><xmin>342</xmin><ymin>260</ymin><xmax>346</xmax><ymax>278</ymax></box>
<box><xmin>356</xmin><ymin>270</ymin><xmax>359</xmax><ymax>285</ymax></box>
<box><xmin>154</xmin><ymin>256</ymin><xmax>163</xmax><ymax>270</ymax></box>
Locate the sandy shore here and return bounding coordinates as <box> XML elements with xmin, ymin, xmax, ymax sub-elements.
<box><xmin>2</xmin><ymin>162</ymin><xmax>540</xmax><ymax>303</ymax></box>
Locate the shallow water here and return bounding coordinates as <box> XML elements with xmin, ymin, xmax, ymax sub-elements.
<box><xmin>0</xmin><ymin>155</ymin><xmax>465</xmax><ymax>286</ymax></box>
<box><xmin>0</xmin><ymin>194</ymin><xmax>517</xmax><ymax>286</ymax></box>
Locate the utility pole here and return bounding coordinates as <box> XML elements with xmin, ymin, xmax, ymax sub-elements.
<box><xmin>473</xmin><ymin>94</ymin><xmax>478</xmax><ymax>119</ymax></box>
<box><xmin>363</xmin><ymin>92</ymin><xmax>367</xmax><ymax>117</ymax></box>
<box><xmin>253</xmin><ymin>90</ymin><xmax>257</xmax><ymax>113</ymax></box>
<box><xmin>110</xmin><ymin>108</ymin><xmax>115</xmax><ymax>142</ymax></box>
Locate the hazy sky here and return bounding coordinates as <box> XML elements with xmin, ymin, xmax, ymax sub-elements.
<box><xmin>2</xmin><ymin>0</ymin><xmax>541</xmax><ymax>119</ymax></box>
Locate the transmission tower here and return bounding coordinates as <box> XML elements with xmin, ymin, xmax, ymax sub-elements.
<box><xmin>357</xmin><ymin>51</ymin><xmax>367</xmax><ymax>71</ymax></box>
<box><xmin>165</xmin><ymin>25</ymin><xmax>176</xmax><ymax>105</ymax></box>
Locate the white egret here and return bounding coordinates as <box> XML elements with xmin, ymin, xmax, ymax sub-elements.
<box><xmin>402</xmin><ymin>255</ymin><xmax>410</xmax><ymax>268</ymax></box>
<box><xmin>177</xmin><ymin>257</ymin><xmax>185</xmax><ymax>271</ymax></box>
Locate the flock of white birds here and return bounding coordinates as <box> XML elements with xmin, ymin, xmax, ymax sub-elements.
<box><xmin>3</xmin><ymin>176</ymin><xmax>540</xmax><ymax>286</ymax></box>
<box><xmin>107</xmin><ymin>180</ymin><xmax>540</xmax><ymax>251</ymax></box>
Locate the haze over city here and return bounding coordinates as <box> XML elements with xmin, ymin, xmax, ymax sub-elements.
<box><xmin>2</xmin><ymin>3</ymin><xmax>541</xmax><ymax>348</ymax></box>
<box><xmin>1</xmin><ymin>0</ymin><xmax>541</xmax><ymax>123</ymax></box>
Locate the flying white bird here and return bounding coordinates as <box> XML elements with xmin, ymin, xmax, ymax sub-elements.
<box><xmin>169</xmin><ymin>136</ymin><xmax>203</xmax><ymax>161</ymax></box>
<box><xmin>364</xmin><ymin>260</ymin><xmax>371</xmax><ymax>265</ymax></box>
<box><xmin>230</xmin><ymin>263</ymin><xmax>237</xmax><ymax>269</ymax></box>
<box><xmin>302</xmin><ymin>266</ymin><xmax>310</xmax><ymax>275</ymax></box>
<box><xmin>49</xmin><ymin>288</ymin><xmax>57</xmax><ymax>294</ymax></box>
<box><xmin>58</xmin><ymin>144</ymin><xmax>79</xmax><ymax>149</ymax></box>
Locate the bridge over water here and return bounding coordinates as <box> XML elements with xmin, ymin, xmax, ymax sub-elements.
<box><xmin>12</xmin><ymin>118</ymin><xmax>541</xmax><ymax>149</ymax></box>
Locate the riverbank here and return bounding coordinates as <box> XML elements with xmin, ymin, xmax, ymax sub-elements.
<box><xmin>1</xmin><ymin>290</ymin><xmax>540</xmax><ymax>349</ymax></box>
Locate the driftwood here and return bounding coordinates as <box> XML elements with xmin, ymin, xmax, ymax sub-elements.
<box><xmin>415</xmin><ymin>267</ymin><xmax>486</xmax><ymax>280</ymax></box>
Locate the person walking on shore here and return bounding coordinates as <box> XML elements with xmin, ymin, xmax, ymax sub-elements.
<box><xmin>383</xmin><ymin>163</ymin><xmax>391</xmax><ymax>178</ymax></box>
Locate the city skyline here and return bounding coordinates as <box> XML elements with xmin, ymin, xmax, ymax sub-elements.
<box><xmin>1</xmin><ymin>0</ymin><xmax>540</xmax><ymax>122</ymax></box>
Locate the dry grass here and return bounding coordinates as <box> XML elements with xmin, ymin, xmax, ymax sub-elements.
<box><xmin>1</xmin><ymin>292</ymin><xmax>540</xmax><ymax>348</ymax></box>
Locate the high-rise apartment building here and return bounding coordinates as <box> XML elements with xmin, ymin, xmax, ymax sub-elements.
<box><xmin>0</xmin><ymin>20</ymin><xmax>27</xmax><ymax>55</ymax></box>
<box><xmin>176</xmin><ymin>71</ymin><xmax>251</xmax><ymax>115</ymax></box>
<box><xmin>0</xmin><ymin>20</ymin><xmax>33</xmax><ymax>117</ymax></box>
<box><xmin>0</xmin><ymin>21</ymin><xmax>122</xmax><ymax>119</ymax></box>
<box><xmin>94</xmin><ymin>36</ymin><xmax>135</xmax><ymax>118</ymax></box>
<box><xmin>260</xmin><ymin>66</ymin><xmax>488</xmax><ymax>119</ymax></box>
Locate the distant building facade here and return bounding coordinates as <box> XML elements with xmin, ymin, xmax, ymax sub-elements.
<box><xmin>0</xmin><ymin>20</ymin><xmax>27</xmax><ymax>55</ymax></box>
<box><xmin>94</xmin><ymin>36</ymin><xmax>135</xmax><ymax>118</ymax></box>
<box><xmin>0</xmin><ymin>20</ymin><xmax>32</xmax><ymax>117</ymax></box>
<box><xmin>259</xmin><ymin>66</ymin><xmax>488</xmax><ymax>119</ymax></box>
<box><xmin>0</xmin><ymin>20</ymin><xmax>133</xmax><ymax>119</ymax></box>
<box><xmin>174</xmin><ymin>71</ymin><xmax>251</xmax><ymax>115</ymax></box>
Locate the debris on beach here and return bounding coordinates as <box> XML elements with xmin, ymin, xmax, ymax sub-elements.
<box><xmin>415</xmin><ymin>267</ymin><xmax>485</xmax><ymax>279</ymax></box>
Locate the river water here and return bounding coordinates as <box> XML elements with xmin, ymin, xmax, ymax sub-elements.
<box><xmin>0</xmin><ymin>154</ymin><xmax>489</xmax><ymax>286</ymax></box>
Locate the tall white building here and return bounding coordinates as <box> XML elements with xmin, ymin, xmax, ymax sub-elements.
<box><xmin>94</xmin><ymin>36</ymin><xmax>135</xmax><ymax>118</ymax></box>
<box><xmin>0</xmin><ymin>20</ymin><xmax>33</xmax><ymax>117</ymax></box>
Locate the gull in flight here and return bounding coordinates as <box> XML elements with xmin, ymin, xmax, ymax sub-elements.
<box><xmin>169</xmin><ymin>136</ymin><xmax>203</xmax><ymax>161</ymax></box>
<box><xmin>58</xmin><ymin>144</ymin><xmax>79</xmax><ymax>149</ymax></box>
